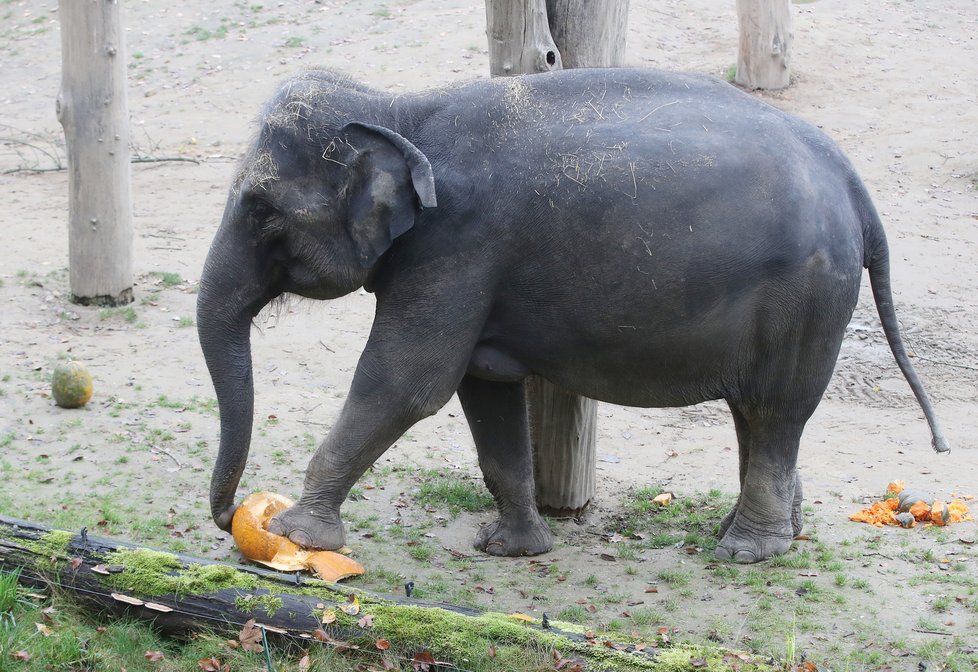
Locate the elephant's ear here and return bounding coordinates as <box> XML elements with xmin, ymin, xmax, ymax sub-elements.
<box><xmin>341</xmin><ymin>122</ymin><xmax>437</xmax><ymax>267</ymax></box>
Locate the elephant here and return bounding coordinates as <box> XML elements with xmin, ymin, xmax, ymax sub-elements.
<box><xmin>197</xmin><ymin>67</ymin><xmax>948</xmax><ymax>564</ymax></box>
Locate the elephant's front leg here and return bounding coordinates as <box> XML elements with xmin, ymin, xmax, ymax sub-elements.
<box><xmin>457</xmin><ymin>375</ymin><xmax>553</xmax><ymax>556</ymax></box>
<box><xmin>267</xmin><ymin>383</ymin><xmax>439</xmax><ymax>550</ymax></box>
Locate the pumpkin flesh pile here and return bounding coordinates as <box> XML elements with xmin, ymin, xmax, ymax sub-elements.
<box><xmin>849</xmin><ymin>481</ymin><xmax>973</xmax><ymax>528</ymax></box>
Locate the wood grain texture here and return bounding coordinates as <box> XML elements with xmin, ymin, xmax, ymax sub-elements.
<box><xmin>735</xmin><ymin>0</ymin><xmax>792</xmax><ymax>90</ymax></box>
<box><xmin>57</xmin><ymin>0</ymin><xmax>133</xmax><ymax>305</ymax></box>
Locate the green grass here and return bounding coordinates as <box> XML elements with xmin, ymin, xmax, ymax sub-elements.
<box><xmin>148</xmin><ymin>271</ymin><xmax>183</xmax><ymax>287</ymax></box>
<box><xmin>415</xmin><ymin>472</ymin><xmax>494</xmax><ymax>515</ymax></box>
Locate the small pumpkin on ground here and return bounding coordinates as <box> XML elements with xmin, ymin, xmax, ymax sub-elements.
<box><xmin>51</xmin><ymin>361</ymin><xmax>93</xmax><ymax>408</ymax></box>
<box><xmin>231</xmin><ymin>491</ymin><xmax>364</xmax><ymax>582</ymax></box>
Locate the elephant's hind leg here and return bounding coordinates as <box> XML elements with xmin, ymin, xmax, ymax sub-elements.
<box><xmin>715</xmin><ymin>406</ymin><xmax>806</xmax><ymax>564</ymax></box>
<box><xmin>457</xmin><ymin>375</ymin><xmax>553</xmax><ymax>557</ymax></box>
<box><xmin>719</xmin><ymin>400</ymin><xmax>804</xmax><ymax>540</ymax></box>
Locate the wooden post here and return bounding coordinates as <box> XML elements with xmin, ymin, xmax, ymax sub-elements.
<box><xmin>735</xmin><ymin>0</ymin><xmax>792</xmax><ymax>90</ymax></box>
<box><xmin>56</xmin><ymin>0</ymin><xmax>134</xmax><ymax>306</ymax></box>
<box><xmin>485</xmin><ymin>0</ymin><xmax>562</xmax><ymax>76</ymax></box>
<box><xmin>544</xmin><ymin>0</ymin><xmax>630</xmax><ymax>68</ymax></box>
<box><xmin>484</xmin><ymin>1</ymin><xmax>629</xmax><ymax>516</ymax></box>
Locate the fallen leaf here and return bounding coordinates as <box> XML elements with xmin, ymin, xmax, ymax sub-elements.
<box><xmin>71</xmin><ymin>557</ymin><xmax>83</xmax><ymax>571</ymax></box>
<box><xmin>652</xmin><ymin>492</ymin><xmax>673</xmax><ymax>506</ymax></box>
<box><xmin>487</xmin><ymin>643</ymin><xmax>496</xmax><ymax>658</ymax></box>
<box><xmin>313</xmin><ymin>629</ymin><xmax>330</xmax><ymax>642</ymax></box>
<box><xmin>691</xmin><ymin>658</ymin><xmax>708</xmax><ymax>668</ymax></box>
<box><xmin>322</xmin><ymin>608</ymin><xmax>336</xmax><ymax>625</ymax></box>
<box><xmin>599</xmin><ymin>553</ymin><xmax>616</xmax><ymax>561</ymax></box>
<box><xmin>10</xmin><ymin>651</ymin><xmax>31</xmax><ymax>661</ymax></box>
<box><xmin>510</xmin><ymin>612</ymin><xmax>535</xmax><ymax>623</ymax></box>
<box><xmin>238</xmin><ymin>619</ymin><xmax>264</xmax><ymax>653</ymax></box>
<box><xmin>412</xmin><ymin>650</ymin><xmax>436</xmax><ymax>671</ymax></box>
<box><xmin>358</xmin><ymin>614</ymin><xmax>374</xmax><ymax>628</ymax></box>
<box><xmin>375</xmin><ymin>639</ymin><xmax>391</xmax><ymax>651</ymax></box>
<box><xmin>35</xmin><ymin>622</ymin><xmax>53</xmax><ymax>637</ymax></box>
<box><xmin>298</xmin><ymin>653</ymin><xmax>311</xmax><ymax>671</ymax></box>
<box><xmin>340</xmin><ymin>594</ymin><xmax>360</xmax><ymax>616</ymax></box>
<box><xmin>645</xmin><ymin>587</ymin><xmax>658</xmax><ymax>593</ymax></box>
<box><xmin>197</xmin><ymin>657</ymin><xmax>223</xmax><ymax>671</ymax></box>
<box><xmin>41</xmin><ymin>606</ymin><xmax>57</xmax><ymax>621</ymax></box>
<box><xmin>144</xmin><ymin>650</ymin><xmax>165</xmax><ymax>662</ymax></box>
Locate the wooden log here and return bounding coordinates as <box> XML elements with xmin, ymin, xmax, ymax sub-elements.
<box><xmin>0</xmin><ymin>515</ymin><xmax>665</xmax><ymax>670</ymax></box>
<box><xmin>735</xmin><ymin>0</ymin><xmax>792</xmax><ymax>90</ymax></box>
<box><xmin>56</xmin><ymin>0</ymin><xmax>134</xmax><ymax>306</ymax></box>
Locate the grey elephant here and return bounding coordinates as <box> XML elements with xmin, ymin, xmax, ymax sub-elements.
<box><xmin>197</xmin><ymin>68</ymin><xmax>948</xmax><ymax>564</ymax></box>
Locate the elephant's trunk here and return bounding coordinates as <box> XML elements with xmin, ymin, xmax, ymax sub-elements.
<box><xmin>196</xmin><ymin>216</ymin><xmax>272</xmax><ymax>531</ymax></box>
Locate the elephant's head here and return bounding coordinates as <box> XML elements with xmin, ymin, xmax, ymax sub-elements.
<box><xmin>197</xmin><ymin>84</ymin><xmax>437</xmax><ymax>531</ymax></box>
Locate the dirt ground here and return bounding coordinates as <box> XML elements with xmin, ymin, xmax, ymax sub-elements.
<box><xmin>1</xmin><ymin>0</ymin><xmax>977</xmax><ymax>669</ymax></box>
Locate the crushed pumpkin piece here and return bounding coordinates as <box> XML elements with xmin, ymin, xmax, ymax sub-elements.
<box><xmin>231</xmin><ymin>491</ymin><xmax>365</xmax><ymax>582</ymax></box>
<box><xmin>850</xmin><ymin>482</ymin><xmax>973</xmax><ymax>529</ymax></box>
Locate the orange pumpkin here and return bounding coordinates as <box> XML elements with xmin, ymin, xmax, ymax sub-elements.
<box><xmin>231</xmin><ymin>491</ymin><xmax>364</xmax><ymax>582</ymax></box>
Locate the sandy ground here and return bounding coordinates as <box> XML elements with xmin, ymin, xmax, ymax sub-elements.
<box><xmin>1</xmin><ymin>0</ymin><xmax>977</xmax><ymax>669</ymax></box>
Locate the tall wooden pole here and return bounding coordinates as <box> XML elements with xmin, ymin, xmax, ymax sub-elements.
<box><xmin>484</xmin><ymin>0</ymin><xmax>629</xmax><ymax>517</ymax></box>
<box><xmin>735</xmin><ymin>0</ymin><xmax>792</xmax><ymax>90</ymax></box>
<box><xmin>57</xmin><ymin>0</ymin><xmax>134</xmax><ymax>306</ymax></box>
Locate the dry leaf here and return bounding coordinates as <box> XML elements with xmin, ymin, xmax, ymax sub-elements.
<box><xmin>374</xmin><ymin>638</ymin><xmax>391</xmax><ymax>651</ymax></box>
<box><xmin>298</xmin><ymin>653</ymin><xmax>311</xmax><ymax>671</ymax></box>
<box><xmin>510</xmin><ymin>613</ymin><xmax>535</xmax><ymax>623</ymax></box>
<box><xmin>41</xmin><ymin>606</ymin><xmax>56</xmax><ymax>622</ymax></box>
<box><xmin>197</xmin><ymin>657</ymin><xmax>223</xmax><ymax>671</ymax></box>
<box><xmin>652</xmin><ymin>492</ymin><xmax>673</xmax><ymax>506</ymax></box>
<box><xmin>70</xmin><ymin>557</ymin><xmax>83</xmax><ymax>571</ymax></box>
<box><xmin>358</xmin><ymin>614</ymin><xmax>374</xmax><ymax>628</ymax></box>
<box><xmin>10</xmin><ymin>651</ymin><xmax>31</xmax><ymax>661</ymax></box>
<box><xmin>238</xmin><ymin>619</ymin><xmax>264</xmax><ymax>654</ymax></box>
<box><xmin>322</xmin><ymin>608</ymin><xmax>336</xmax><ymax>625</ymax></box>
<box><xmin>144</xmin><ymin>651</ymin><xmax>165</xmax><ymax>662</ymax></box>
<box><xmin>412</xmin><ymin>651</ymin><xmax>436</xmax><ymax>671</ymax></box>
<box><xmin>35</xmin><ymin>622</ymin><xmax>53</xmax><ymax>637</ymax></box>
<box><xmin>487</xmin><ymin>643</ymin><xmax>496</xmax><ymax>658</ymax></box>
<box><xmin>340</xmin><ymin>594</ymin><xmax>360</xmax><ymax>616</ymax></box>
<box><xmin>645</xmin><ymin>587</ymin><xmax>658</xmax><ymax>593</ymax></box>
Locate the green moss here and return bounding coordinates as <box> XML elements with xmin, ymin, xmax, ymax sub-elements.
<box><xmin>9</xmin><ymin>530</ymin><xmax>75</xmax><ymax>570</ymax></box>
<box><xmin>102</xmin><ymin>549</ymin><xmax>259</xmax><ymax>596</ymax></box>
<box><xmin>235</xmin><ymin>593</ymin><xmax>284</xmax><ymax>617</ymax></box>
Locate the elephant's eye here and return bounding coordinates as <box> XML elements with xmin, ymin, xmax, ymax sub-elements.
<box><xmin>251</xmin><ymin>199</ymin><xmax>278</xmax><ymax>225</ymax></box>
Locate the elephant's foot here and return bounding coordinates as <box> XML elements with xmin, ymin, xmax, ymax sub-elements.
<box><xmin>267</xmin><ymin>504</ymin><xmax>345</xmax><ymax>550</ymax></box>
<box><xmin>715</xmin><ymin>509</ymin><xmax>793</xmax><ymax>564</ymax></box>
<box><xmin>474</xmin><ymin>514</ymin><xmax>553</xmax><ymax>557</ymax></box>
<box><xmin>718</xmin><ymin>471</ymin><xmax>804</xmax><ymax>544</ymax></box>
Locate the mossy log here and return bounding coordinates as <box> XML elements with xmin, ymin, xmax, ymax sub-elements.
<box><xmin>0</xmin><ymin>515</ymin><xmax>762</xmax><ymax>671</ymax></box>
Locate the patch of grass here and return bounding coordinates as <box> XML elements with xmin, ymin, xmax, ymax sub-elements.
<box><xmin>415</xmin><ymin>472</ymin><xmax>494</xmax><ymax>515</ymax></box>
<box><xmin>185</xmin><ymin>24</ymin><xmax>229</xmax><ymax>41</ymax></box>
<box><xmin>724</xmin><ymin>64</ymin><xmax>737</xmax><ymax>83</ymax></box>
<box><xmin>556</xmin><ymin>604</ymin><xmax>589</xmax><ymax>624</ymax></box>
<box><xmin>283</xmin><ymin>35</ymin><xmax>305</xmax><ymax>48</ymax></box>
<box><xmin>656</xmin><ymin>568</ymin><xmax>691</xmax><ymax>588</ymax></box>
<box><xmin>148</xmin><ymin>271</ymin><xmax>183</xmax><ymax>287</ymax></box>
<box><xmin>617</xmin><ymin>487</ymin><xmax>733</xmax><ymax>551</ymax></box>
<box><xmin>100</xmin><ymin>306</ymin><xmax>137</xmax><ymax>323</ymax></box>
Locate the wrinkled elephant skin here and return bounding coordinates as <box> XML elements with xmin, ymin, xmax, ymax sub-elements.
<box><xmin>197</xmin><ymin>68</ymin><xmax>948</xmax><ymax>564</ymax></box>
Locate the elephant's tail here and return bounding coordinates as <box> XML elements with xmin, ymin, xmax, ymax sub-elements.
<box><xmin>860</xmin><ymin>182</ymin><xmax>950</xmax><ymax>453</ymax></box>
